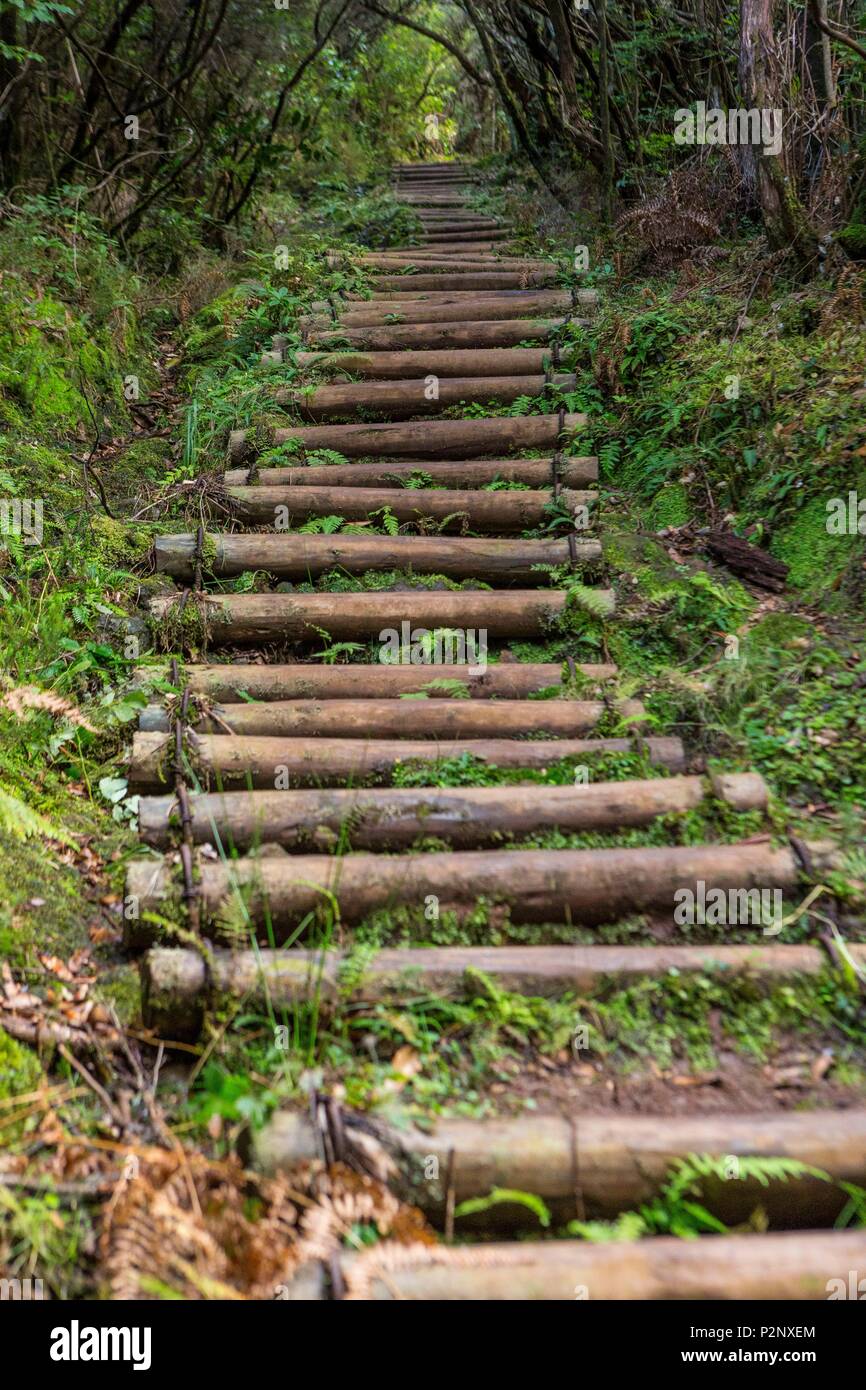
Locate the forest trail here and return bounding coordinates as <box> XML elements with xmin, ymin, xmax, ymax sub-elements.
<box><xmin>123</xmin><ymin>164</ymin><xmax>866</xmax><ymax>1299</ymax></box>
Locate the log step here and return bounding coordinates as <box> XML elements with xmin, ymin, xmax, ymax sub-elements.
<box><xmin>418</xmin><ymin>230</ymin><xmax>512</xmax><ymax>242</ymax></box>
<box><xmin>143</xmin><ymin>940</ymin><xmax>842</xmax><ymax>1031</ymax></box>
<box><xmin>336</xmin><ymin>1231</ymin><xmax>866</xmax><ymax>1300</ymax></box>
<box><xmin>411</xmin><ymin>220</ymin><xmax>503</xmax><ymax>231</ymax></box>
<box><xmin>292</xmin><ymin>348</ymin><xmax>561</xmax><ymax>377</ymax></box>
<box><xmin>223</xmin><ymin>456</ymin><xmax>598</xmax><ymax>489</ymax></box>
<box><xmin>154</xmin><ymin>661</ymin><xmax>617</xmax><ymax>701</ymax></box>
<box><xmin>138</xmin><ymin>696</ymin><xmax>643</xmax><ymax>738</ymax></box>
<box><xmin>301</xmin><ymin>291</ymin><xmax>572</xmax><ymax>328</ymax></box>
<box><xmin>228</xmin><ymin>411</ymin><xmax>587</xmax><ymax>462</ymax></box>
<box><xmin>223</xmin><ymin>484</ymin><xmax>595</xmax><ymax>531</ymax></box>
<box><xmin>355</xmin><ymin>256</ymin><xmax>552</xmax><ymax>271</ymax></box>
<box><xmin>147</xmin><ymin>588</ymin><xmax>607</xmax><ymax>644</ymax></box>
<box><xmin>154</xmin><ymin>532</ymin><xmax>600</xmax><ymax>582</ymax></box>
<box><xmin>128</xmin><ymin>733</ymin><xmax>685</xmax><ymax>791</ymax></box>
<box><xmin>339</xmin><ymin>290</ymin><xmax>557</xmax><ymax>304</ymax></box>
<box><xmin>137</xmin><ymin>771</ymin><xmax>767</xmax><ymax>851</ymax></box>
<box><xmin>403</xmin><ymin>241</ymin><xmax>501</xmax><ymax>253</ymax></box>
<box><xmin>301</xmin><ymin>296</ymin><xmax>572</xmax><ymax>330</ymax></box>
<box><xmin>277</xmin><ymin>373</ymin><xmax>577</xmax><ymax>420</ymax></box>
<box><xmin>307</xmin><ymin>319</ymin><xmax>570</xmax><ymax>351</ymax></box>
<box><xmin>360</xmin><ymin>272</ymin><xmax>554</xmax><ymax>291</ymax></box>
<box><xmin>124</xmin><ymin>837</ymin><xmax>813</xmax><ymax>941</ymax></box>
<box><xmin>253</xmin><ymin>1106</ymin><xmax>866</xmax><ymax>1231</ymax></box>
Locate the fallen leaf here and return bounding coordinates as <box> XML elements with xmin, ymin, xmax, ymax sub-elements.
<box><xmin>390</xmin><ymin>1046</ymin><xmax>422</xmax><ymax>1078</ymax></box>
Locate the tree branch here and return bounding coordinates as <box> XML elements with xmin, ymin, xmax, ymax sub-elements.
<box><xmin>363</xmin><ymin>2</ymin><xmax>492</xmax><ymax>86</ymax></box>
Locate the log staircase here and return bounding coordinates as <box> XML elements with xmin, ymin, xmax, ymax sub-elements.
<box><xmin>127</xmin><ymin>160</ymin><xmax>866</xmax><ymax>1299</ymax></box>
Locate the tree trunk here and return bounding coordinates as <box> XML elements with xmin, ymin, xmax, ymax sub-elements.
<box><xmin>738</xmin><ymin>0</ymin><xmax>821</xmax><ymax>264</ymax></box>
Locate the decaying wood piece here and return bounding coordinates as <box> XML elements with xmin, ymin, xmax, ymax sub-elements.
<box><xmin>704</xmin><ymin>529</ymin><xmax>790</xmax><ymax>591</ymax></box>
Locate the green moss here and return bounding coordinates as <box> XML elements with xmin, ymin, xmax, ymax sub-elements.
<box><xmin>645</xmin><ymin>481</ymin><xmax>689</xmax><ymax>529</ymax></box>
<box><xmin>0</xmin><ymin>1026</ymin><xmax>43</xmax><ymax>1101</ymax></box>
<box><xmin>836</xmin><ymin>223</ymin><xmax>866</xmax><ymax>258</ymax></box>
<box><xmin>0</xmin><ymin>282</ymin><xmax>133</xmax><ymax>435</ymax></box>
<box><xmin>771</xmin><ymin>493</ymin><xmax>863</xmax><ymax>592</ymax></box>
<box><xmin>90</xmin><ymin>515</ymin><xmax>155</xmax><ymax>568</ymax></box>
<box><xmin>0</xmin><ymin>818</ymin><xmax>125</xmax><ymax>973</ymax></box>
<box><xmin>97</xmin><ymin>966</ymin><xmax>141</xmax><ymax>1027</ymax></box>
<box><xmin>122</xmin><ymin>436</ymin><xmax>173</xmax><ymax>476</ymax></box>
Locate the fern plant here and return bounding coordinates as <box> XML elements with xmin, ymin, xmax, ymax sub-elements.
<box><xmin>568</xmin><ymin>1153</ymin><xmax>853</xmax><ymax>1243</ymax></box>
<box><xmin>0</xmin><ymin>788</ymin><xmax>70</xmax><ymax>845</ymax></box>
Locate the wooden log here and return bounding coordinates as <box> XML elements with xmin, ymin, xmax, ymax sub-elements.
<box><xmin>398</xmin><ymin>242</ymin><xmax>499</xmax><ymax>253</ymax></box>
<box><xmin>301</xmin><ymin>292</ymin><xmax>571</xmax><ymax>329</ymax></box>
<box><xmin>337</xmin><ymin>1229</ymin><xmax>866</xmax><ymax>1300</ymax></box>
<box><xmin>276</xmin><ymin>373</ymin><xmax>576</xmax><ymax>420</ymax></box>
<box><xmin>228</xmin><ymin>411</ymin><xmax>586</xmax><ymax>462</ymax></box>
<box><xmin>410</xmin><ymin>220</ymin><xmax>503</xmax><ymax>232</ymax></box>
<box><xmin>371</xmin><ymin>243</ymin><xmax>519</xmax><ymax>252</ymax></box>
<box><xmin>343</xmin><ymin>292</ymin><xmax>556</xmax><ymax>308</ymax></box>
<box><xmin>223</xmin><ymin>456</ymin><xmax>598</xmax><ymax>489</ymax></box>
<box><xmin>356</xmin><ymin>257</ymin><xmax>554</xmax><ymax>273</ymax></box>
<box><xmin>154</xmin><ymin>532</ymin><xmax>600</xmax><ymax>582</ymax></box>
<box><xmin>138</xmin><ymin>695</ymin><xmax>640</xmax><ymax>738</ymax></box>
<box><xmin>253</xmin><ymin>1107</ymin><xmax>866</xmax><ymax>1230</ymax></box>
<box><xmin>128</xmin><ymin>733</ymin><xmax>685</xmax><ymax>791</ymax></box>
<box><xmin>414</xmin><ymin>219</ymin><xmax>500</xmax><ymax>227</ymax></box>
<box><xmin>414</xmin><ymin>204</ymin><xmax>494</xmax><ymax>211</ymax></box>
<box><xmin>420</xmin><ymin>229</ymin><xmax>511</xmax><ymax>241</ymax></box>
<box><xmin>147</xmin><ymin>587</ymin><xmax>599</xmax><ymax>643</ymax></box>
<box><xmin>376</xmin><ymin>248</ymin><xmax>513</xmax><ymax>260</ymax></box>
<box><xmin>292</xmin><ymin>347</ymin><xmax>554</xmax><ymax>377</ymax></box>
<box><xmin>142</xmin><ymin>939</ymin><xmax>826</xmax><ymax>1033</ymax></box>
<box><xmin>367</xmin><ymin>261</ymin><xmax>530</xmax><ymax>273</ymax></box>
<box><xmin>338</xmin><ymin>290</ymin><xmax>552</xmax><ymax>304</ymax></box>
<box><xmin>124</xmin><ymin>838</ymin><xmax>820</xmax><ymax>939</ymax></box>
<box><xmin>307</xmin><ymin>319</ymin><xmax>569</xmax><ymax>351</ymax></box>
<box><xmin>159</xmin><ymin>661</ymin><xmax>617</xmax><ymax>701</ymax></box>
<box><xmin>138</xmin><ymin>772</ymin><xmax>767</xmax><ymax>853</ymax></box>
<box><xmin>360</xmin><ymin>273</ymin><xmax>553</xmax><ymax>291</ymax></box>
<box><xmin>224</xmin><ymin>484</ymin><xmax>594</xmax><ymax>531</ymax></box>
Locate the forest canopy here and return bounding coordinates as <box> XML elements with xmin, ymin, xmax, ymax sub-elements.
<box><xmin>1</xmin><ymin>1</ymin><xmax>864</xmax><ymax>261</ymax></box>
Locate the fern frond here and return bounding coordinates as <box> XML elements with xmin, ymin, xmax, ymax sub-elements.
<box><xmin>567</xmin><ymin>584</ymin><xmax>616</xmax><ymax>620</ymax></box>
<box><xmin>0</xmin><ymin>788</ymin><xmax>72</xmax><ymax>845</ymax></box>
